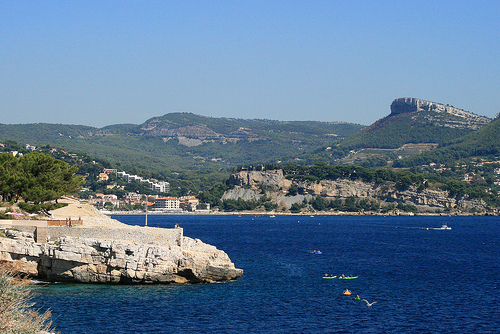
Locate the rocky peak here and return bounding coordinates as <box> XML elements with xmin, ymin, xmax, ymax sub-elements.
<box><xmin>390</xmin><ymin>98</ymin><xmax>491</xmax><ymax>125</ymax></box>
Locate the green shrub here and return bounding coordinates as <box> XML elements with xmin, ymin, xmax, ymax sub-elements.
<box><xmin>0</xmin><ymin>265</ymin><xmax>55</xmax><ymax>333</ymax></box>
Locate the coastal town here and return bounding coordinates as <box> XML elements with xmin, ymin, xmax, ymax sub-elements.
<box><xmin>2</xmin><ymin>141</ymin><xmax>500</xmax><ymax>216</ymax></box>
<box><xmin>1</xmin><ymin>142</ymin><xmax>209</xmax><ymax>214</ymax></box>
<box><xmin>87</xmin><ymin>169</ymin><xmax>208</xmax><ymax>214</ymax></box>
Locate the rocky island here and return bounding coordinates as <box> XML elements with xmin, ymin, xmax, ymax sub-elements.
<box><xmin>0</xmin><ymin>199</ymin><xmax>243</xmax><ymax>284</ymax></box>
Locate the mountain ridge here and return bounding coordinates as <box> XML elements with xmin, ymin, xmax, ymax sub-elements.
<box><xmin>1</xmin><ymin>98</ymin><xmax>496</xmax><ymax>175</ymax></box>
<box><xmin>338</xmin><ymin>97</ymin><xmax>492</xmax><ymax>151</ymax></box>
<box><xmin>0</xmin><ymin>114</ymin><xmax>364</xmax><ymax>173</ymax></box>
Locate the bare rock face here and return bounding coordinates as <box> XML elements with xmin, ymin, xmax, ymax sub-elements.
<box><xmin>228</xmin><ymin>170</ymin><xmax>290</xmax><ymax>190</ymax></box>
<box><xmin>0</xmin><ymin>228</ymin><xmax>243</xmax><ymax>284</ymax></box>
<box><xmin>390</xmin><ymin>97</ymin><xmax>491</xmax><ymax>129</ymax></box>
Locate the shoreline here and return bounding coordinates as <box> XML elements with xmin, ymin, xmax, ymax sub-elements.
<box><xmin>104</xmin><ymin>210</ymin><xmax>499</xmax><ymax>217</ymax></box>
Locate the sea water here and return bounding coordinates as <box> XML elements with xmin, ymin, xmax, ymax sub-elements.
<box><xmin>32</xmin><ymin>215</ymin><xmax>500</xmax><ymax>333</ymax></box>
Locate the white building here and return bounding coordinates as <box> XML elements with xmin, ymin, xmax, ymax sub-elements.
<box><xmin>152</xmin><ymin>197</ymin><xmax>180</xmax><ymax>211</ymax></box>
<box><xmin>125</xmin><ymin>192</ymin><xmax>142</xmax><ymax>201</ymax></box>
<box><xmin>150</xmin><ymin>181</ymin><xmax>170</xmax><ymax>193</ymax></box>
<box><xmin>116</xmin><ymin>171</ymin><xmax>170</xmax><ymax>193</ymax></box>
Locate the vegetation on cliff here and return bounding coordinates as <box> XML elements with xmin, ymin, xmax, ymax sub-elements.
<box><xmin>282</xmin><ymin>162</ymin><xmax>425</xmax><ymax>188</ymax></box>
<box><xmin>202</xmin><ymin>162</ymin><xmax>500</xmax><ymax>213</ymax></box>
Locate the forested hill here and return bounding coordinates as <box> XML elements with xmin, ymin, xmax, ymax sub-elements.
<box><xmin>394</xmin><ymin>116</ymin><xmax>500</xmax><ymax>167</ymax></box>
<box><xmin>339</xmin><ymin>97</ymin><xmax>492</xmax><ymax>150</ymax></box>
<box><xmin>135</xmin><ymin>112</ymin><xmax>363</xmax><ymax>139</ymax></box>
<box><xmin>0</xmin><ymin>114</ymin><xmax>363</xmax><ymax>173</ymax></box>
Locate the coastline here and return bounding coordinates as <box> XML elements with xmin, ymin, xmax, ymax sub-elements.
<box><xmin>104</xmin><ymin>210</ymin><xmax>499</xmax><ymax>217</ymax></box>
<box><xmin>0</xmin><ymin>198</ymin><xmax>244</xmax><ymax>284</ymax></box>
<box><xmin>17</xmin><ymin>198</ymin><xmax>495</xmax><ymax>222</ymax></box>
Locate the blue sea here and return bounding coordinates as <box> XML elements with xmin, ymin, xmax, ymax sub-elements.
<box><xmin>33</xmin><ymin>215</ymin><xmax>500</xmax><ymax>333</ymax></box>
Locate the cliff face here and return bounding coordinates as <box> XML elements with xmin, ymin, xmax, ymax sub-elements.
<box><xmin>225</xmin><ymin>170</ymin><xmax>491</xmax><ymax>213</ymax></box>
<box><xmin>0</xmin><ymin>226</ymin><xmax>243</xmax><ymax>284</ymax></box>
<box><xmin>390</xmin><ymin>98</ymin><xmax>491</xmax><ymax>129</ymax></box>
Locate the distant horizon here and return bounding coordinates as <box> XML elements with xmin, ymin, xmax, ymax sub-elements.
<box><xmin>0</xmin><ymin>110</ymin><xmax>369</xmax><ymax>128</ymax></box>
<box><xmin>2</xmin><ymin>95</ymin><xmax>496</xmax><ymax>129</ymax></box>
<box><xmin>2</xmin><ymin>1</ymin><xmax>499</xmax><ymax>127</ymax></box>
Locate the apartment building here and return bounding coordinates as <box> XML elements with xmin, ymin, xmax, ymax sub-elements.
<box><xmin>152</xmin><ymin>197</ymin><xmax>180</xmax><ymax>211</ymax></box>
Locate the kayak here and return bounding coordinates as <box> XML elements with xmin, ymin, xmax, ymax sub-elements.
<box><xmin>322</xmin><ymin>276</ymin><xmax>337</xmax><ymax>279</ymax></box>
<box><xmin>339</xmin><ymin>276</ymin><xmax>358</xmax><ymax>279</ymax></box>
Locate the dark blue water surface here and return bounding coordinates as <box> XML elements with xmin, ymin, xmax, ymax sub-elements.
<box><xmin>33</xmin><ymin>215</ymin><xmax>500</xmax><ymax>333</ymax></box>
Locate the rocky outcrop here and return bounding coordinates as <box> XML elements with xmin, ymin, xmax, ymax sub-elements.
<box><xmin>225</xmin><ymin>169</ymin><xmax>493</xmax><ymax>213</ymax></box>
<box><xmin>0</xmin><ymin>226</ymin><xmax>243</xmax><ymax>284</ymax></box>
<box><xmin>228</xmin><ymin>169</ymin><xmax>291</xmax><ymax>191</ymax></box>
<box><xmin>390</xmin><ymin>97</ymin><xmax>491</xmax><ymax>129</ymax></box>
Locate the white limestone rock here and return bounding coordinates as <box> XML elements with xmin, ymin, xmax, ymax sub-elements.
<box><xmin>0</xmin><ymin>228</ymin><xmax>243</xmax><ymax>284</ymax></box>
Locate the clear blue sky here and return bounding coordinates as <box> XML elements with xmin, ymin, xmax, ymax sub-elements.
<box><xmin>1</xmin><ymin>1</ymin><xmax>499</xmax><ymax>127</ymax></box>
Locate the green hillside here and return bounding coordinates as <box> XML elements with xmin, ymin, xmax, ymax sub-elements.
<box><xmin>394</xmin><ymin>117</ymin><xmax>500</xmax><ymax>167</ymax></box>
<box><xmin>339</xmin><ymin>110</ymin><xmax>477</xmax><ymax>150</ymax></box>
<box><xmin>0</xmin><ymin>114</ymin><xmax>364</xmax><ymax>174</ymax></box>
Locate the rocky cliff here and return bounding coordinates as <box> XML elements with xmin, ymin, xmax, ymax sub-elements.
<box><xmin>225</xmin><ymin>170</ymin><xmax>492</xmax><ymax>213</ymax></box>
<box><xmin>390</xmin><ymin>97</ymin><xmax>491</xmax><ymax>129</ymax></box>
<box><xmin>0</xmin><ymin>226</ymin><xmax>243</xmax><ymax>284</ymax></box>
<box><xmin>0</xmin><ymin>201</ymin><xmax>243</xmax><ymax>283</ymax></box>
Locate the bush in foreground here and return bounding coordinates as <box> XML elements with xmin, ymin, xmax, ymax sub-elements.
<box><xmin>0</xmin><ymin>264</ymin><xmax>55</xmax><ymax>333</ymax></box>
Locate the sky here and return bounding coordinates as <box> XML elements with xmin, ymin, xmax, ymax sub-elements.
<box><xmin>1</xmin><ymin>1</ymin><xmax>499</xmax><ymax>127</ymax></box>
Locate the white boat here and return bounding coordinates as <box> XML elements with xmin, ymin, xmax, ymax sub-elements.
<box><xmin>434</xmin><ymin>224</ymin><xmax>452</xmax><ymax>230</ymax></box>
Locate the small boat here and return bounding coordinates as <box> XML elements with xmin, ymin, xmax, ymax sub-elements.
<box><xmin>323</xmin><ymin>274</ymin><xmax>337</xmax><ymax>279</ymax></box>
<box><xmin>433</xmin><ymin>224</ymin><xmax>452</xmax><ymax>230</ymax></box>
